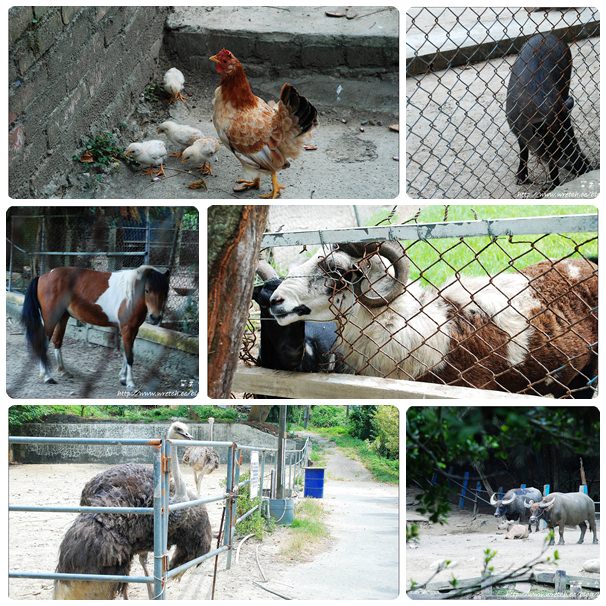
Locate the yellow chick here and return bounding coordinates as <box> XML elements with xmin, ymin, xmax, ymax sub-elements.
<box><xmin>157</xmin><ymin>121</ymin><xmax>204</xmax><ymax>158</ymax></box>
<box><xmin>124</xmin><ymin>140</ymin><xmax>167</xmax><ymax>177</ymax></box>
<box><xmin>181</xmin><ymin>137</ymin><xmax>221</xmax><ymax>174</ymax></box>
<box><xmin>163</xmin><ymin>67</ymin><xmax>186</xmax><ymax>103</ymax></box>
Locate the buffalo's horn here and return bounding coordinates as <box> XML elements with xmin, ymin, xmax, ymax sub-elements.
<box><xmin>490</xmin><ymin>493</ymin><xmax>499</xmax><ymax>506</ymax></box>
<box><xmin>538</xmin><ymin>499</ymin><xmax>551</xmax><ymax>509</ymax></box>
<box><xmin>336</xmin><ymin>241</ymin><xmax>409</xmax><ymax>308</ymax></box>
<box><xmin>524</xmin><ymin>499</ymin><xmax>534</xmax><ymax>508</ymax></box>
<box><xmin>256</xmin><ymin>260</ymin><xmax>278</xmax><ymax>282</ymax></box>
<box><xmin>501</xmin><ymin>494</ymin><xmax>516</xmax><ymax>505</ymax></box>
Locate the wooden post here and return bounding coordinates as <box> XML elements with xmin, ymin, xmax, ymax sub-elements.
<box><xmin>208</xmin><ymin>206</ymin><xmax>269</xmax><ymax>398</ymax></box>
<box><xmin>459</xmin><ymin>471</ymin><xmax>469</xmax><ymax>510</ymax></box>
<box><xmin>554</xmin><ymin>569</ymin><xmax>567</xmax><ymax>593</ymax></box>
<box><xmin>276</xmin><ymin>405</ymin><xmax>287</xmax><ymax>499</ymax></box>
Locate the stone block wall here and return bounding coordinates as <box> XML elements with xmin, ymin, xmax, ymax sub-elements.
<box><xmin>9</xmin><ymin>6</ymin><xmax>170</xmax><ymax>198</ymax></box>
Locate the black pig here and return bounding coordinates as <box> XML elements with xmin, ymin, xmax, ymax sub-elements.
<box><xmin>506</xmin><ymin>33</ymin><xmax>590</xmax><ymax>191</ymax></box>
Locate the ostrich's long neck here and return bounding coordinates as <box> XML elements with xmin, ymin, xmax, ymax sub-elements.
<box><xmin>171</xmin><ymin>443</ymin><xmax>188</xmax><ymax>501</ymax></box>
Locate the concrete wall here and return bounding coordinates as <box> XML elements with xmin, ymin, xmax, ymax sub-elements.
<box><xmin>11</xmin><ymin>422</ymin><xmax>298</xmax><ymax>464</ymax></box>
<box><xmin>9</xmin><ymin>6</ymin><xmax>170</xmax><ymax>198</ymax></box>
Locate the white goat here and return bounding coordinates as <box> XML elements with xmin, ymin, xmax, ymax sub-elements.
<box><xmin>269</xmin><ymin>241</ymin><xmax>597</xmax><ymax>396</ymax></box>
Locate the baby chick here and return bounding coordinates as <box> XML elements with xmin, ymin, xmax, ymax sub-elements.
<box><xmin>124</xmin><ymin>140</ymin><xmax>167</xmax><ymax>177</ymax></box>
<box><xmin>181</xmin><ymin>137</ymin><xmax>221</xmax><ymax>175</ymax></box>
<box><xmin>157</xmin><ymin>121</ymin><xmax>204</xmax><ymax>158</ymax></box>
<box><xmin>163</xmin><ymin>67</ymin><xmax>186</xmax><ymax>103</ymax></box>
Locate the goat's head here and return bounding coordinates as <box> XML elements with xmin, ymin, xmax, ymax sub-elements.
<box><xmin>269</xmin><ymin>241</ymin><xmax>410</xmax><ymax>325</ymax></box>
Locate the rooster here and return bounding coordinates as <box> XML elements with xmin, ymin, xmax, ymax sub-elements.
<box><xmin>210</xmin><ymin>48</ymin><xmax>318</xmax><ymax>199</ymax></box>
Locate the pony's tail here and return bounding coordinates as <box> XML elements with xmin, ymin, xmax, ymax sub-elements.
<box><xmin>21</xmin><ymin>277</ymin><xmax>48</xmax><ymax>368</ymax></box>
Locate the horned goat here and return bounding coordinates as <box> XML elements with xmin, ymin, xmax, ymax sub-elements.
<box><xmin>269</xmin><ymin>241</ymin><xmax>597</xmax><ymax>397</ymax></box>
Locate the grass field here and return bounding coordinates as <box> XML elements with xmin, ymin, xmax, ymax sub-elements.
<box><xmin>367</xmin><ymin>205</ymin><xmax>597</xmax><ymax>286</ymax></box>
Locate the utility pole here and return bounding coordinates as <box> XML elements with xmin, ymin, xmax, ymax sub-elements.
<box><xmin>276</xmin><ymin>405</ymin><xmax>287</xmax><ymax>499</ymax></box>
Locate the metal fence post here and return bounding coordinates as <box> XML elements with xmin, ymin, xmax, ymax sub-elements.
<box><xmin>223</xmin><ymin>444</ymin><xmax>235</xmax><ymax>569</ymax></box>
<box><xmin>459</xmin><ymin>471</ymin><xmax>470</xmax><ymax>509</ymax></box>
<box><xmin>226</xmin><ymin>448</ymin><xmax>241</xmax><ymax>570</ymax></box>
<box><xmin>153</xmin><ymin>442</ymin><xmax>165</xmax><ymax>600</ymax></box>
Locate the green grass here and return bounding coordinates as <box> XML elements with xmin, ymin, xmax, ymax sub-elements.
<box><xmin>8</xmin><ymin>405</ymin><xmax>241</xmax><ymax>431</ymax></box>
<box><xmin>312</xmin><ymin>428</ymin><xmax>399</xmax><ymax>484</ymax></box>
<box><xmin>281</xmin><ymin>498</ymin><xmax>329</xmax><ymax>557</ymax></box>
<box><xmin>364</xmin><ymin>205</ymin><xmax>598</xmax><ymax>288</ymax></box>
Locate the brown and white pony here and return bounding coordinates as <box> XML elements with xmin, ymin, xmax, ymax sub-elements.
<box><xmin>21</xmin><ymin>265</ymin><xmax>170</xmax><ymax>389</ymax></box>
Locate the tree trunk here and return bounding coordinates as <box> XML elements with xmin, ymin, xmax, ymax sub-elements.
<box><xmin>208</xmin><ymin>205</ymin><xmax>269</xmax><ymax>398</ymax></box>
<box><xmin>247</xmin><ymin>405</ymin><xmax>273</xmax><ymax>423</ymax></box>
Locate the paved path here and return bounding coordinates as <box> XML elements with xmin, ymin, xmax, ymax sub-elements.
<box><xmin>208</xmin><ymin>432</ymin><xmax>400</xmax><ymax>600</ymax></box>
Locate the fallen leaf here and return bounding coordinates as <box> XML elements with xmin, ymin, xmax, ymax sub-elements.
<box><xmin>188</xmin><ymin>180</ymin><xmax>207</xmax><ymax>190</ymax></box>
<box><xmin>389</xmin><ymin>123</ymin><xmax>399</xmax><ymax>132</ymax></box>
<box><xmin>80</xmin><ymin>150</ymin><xmax>94</xmax><ymax>163</ymax></box>
<box><xmin>304</xmin><ymin>144</ymin><xmax>318</xmax><ymax>151</ymax></box>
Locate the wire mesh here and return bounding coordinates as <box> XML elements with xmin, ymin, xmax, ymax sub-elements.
<box><xmin>241</xmin><ymin>208</ymin><xmax>598</xmax><ymax>399</ymax></box>
<box><xmin>406</xmin><ymin>7</ymin><xmax>600</xmax><ymax>198</ymax></box>
<box><xmin>7</xmin><ymin>210</ymin><xmax>199</xmax><ymax>335</ymax></box>
<box><xmin>6</xmin><ymin>208</ymin><xmax>199</xmax><ymax>399</ymax></box>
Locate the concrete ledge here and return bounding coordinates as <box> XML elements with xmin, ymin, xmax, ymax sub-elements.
<box><xmin>407</xmin><ymin>8</ymin><xmax>599</xmax><ymax>75</ymax></box>
<box><xmin>6</xmin><ymin>290</ymin><xmax>199</xmax><ymax>373</ymax></box>
<box><xmin>165</xmin><ymin>6</ymin><xmax>399</xmax><ymax>72</ymax></box>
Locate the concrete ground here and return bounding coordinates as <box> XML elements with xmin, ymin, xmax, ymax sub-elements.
<box><xmin>64</xmin><ymin>6</ymin><xmax>399</xmax><ymax>199</ymax></box>
<box><xmin>9</xmin><ymin>434</ymin><xmax>399</xmax><ymax>600</ymax></box>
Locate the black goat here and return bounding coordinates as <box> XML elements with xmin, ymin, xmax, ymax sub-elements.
<box><xmin>252</xmin><ymin>262</ymin><xmax>340</xmax><ymax>379</ymax></box>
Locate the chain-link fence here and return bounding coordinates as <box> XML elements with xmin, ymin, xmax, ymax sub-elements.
<box><xmin>406</xmin><ymin>7</ymin><xmax>600</xmax><ymax>198</ymax></box>
<box><xmin>240</xmin><ymin>208</ymin><xmax>598</xmax><ymax>399</ymax></box>
<box><xmin>7</xmin><ymin>209</ymin><xmax>199</xmax><ymax>335</ymax></box>
<box><xmin>6</xmin><ymin>208</ymin><xmax>199</xmax><ymax>399</ymax></box>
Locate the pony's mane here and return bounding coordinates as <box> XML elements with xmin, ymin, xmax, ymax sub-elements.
<box><xmin>114</xmin><ymin>266</ymin><xmax>169</xmax><ymax>309</ymax></box>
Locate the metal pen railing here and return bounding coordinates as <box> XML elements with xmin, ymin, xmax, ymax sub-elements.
<box><xmin>8</xmin><ymin>434</ymin><xmax>311</xmax><ymax>599</ymax></box>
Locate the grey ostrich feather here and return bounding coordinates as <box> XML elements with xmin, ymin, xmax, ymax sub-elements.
<box><xmin>54</xmin><ymin>423</ymin><xmax>212</xmax><ymax>600</ymax></box>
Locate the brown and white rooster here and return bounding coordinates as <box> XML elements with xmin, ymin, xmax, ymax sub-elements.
<box><xmin>210</xmin><ymin>48</ymin><xmax>318</xmax><ymax>199</ymax></box>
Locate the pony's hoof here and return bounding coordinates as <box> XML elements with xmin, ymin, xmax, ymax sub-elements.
<box><xmin>44</xmin><ymin>378</ymin><xmax>57</xmax><ymax>385</ymax></box>
<box><xmin>59</xmin><ymin>370</ymin><xmax>73</xmax><ymax>379</ymax></box>
<box><xmin>120</xmin><ymin>378</ymin><xmax>127</xmax><ymax>386</ymax></box>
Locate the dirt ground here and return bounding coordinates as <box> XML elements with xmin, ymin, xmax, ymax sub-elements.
<box><xmin>6</xmin><ymin>317</ymin><xmax>197</xmax><ymax>399</ymax></box>
<box><xmin>9</xmin><ymin>436</ymin><xmax>399</xmax><ymax>600</ymax></box>
<box><xmin>406</xmin><ymin>491</ymin><xmax>600</xmax><ymax>591</ymax></box>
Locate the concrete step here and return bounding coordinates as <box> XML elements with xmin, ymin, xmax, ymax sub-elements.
<box><xmin>164</xmin><ymin>6</ymin><xmax>398</xmax><ymax>74</ymax></box>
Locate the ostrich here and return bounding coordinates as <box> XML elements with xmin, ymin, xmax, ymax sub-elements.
<box><xmin>183</xmin><ymin>417</ymin><xmax>220</xmax><ymax>495</ymax></box>
<box><xmin>183</xmin><ymin>447</ymin><xmax>220</xmax><ymax>495</ymax></box>
<box><xmin>53</xmin><ymin>422</ymin><xmax>212</xmax><ymax>600</ymax></box>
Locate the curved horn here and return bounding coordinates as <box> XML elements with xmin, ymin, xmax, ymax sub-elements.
<box><xmin>256</xmin><ymin>260</ymin><xmax>278</xmax><ymax>282</ymax></box>
<box><xmin>336</xmin><ymin>241</ymin><xmax>409</xmax><ymax>308</ymax></box>
<box><xmin>490</xmin><ymin>493</ymin><xmax>499</xmax><ymax>506</ymax></box>
<box><xmin>524</xmin><ymin>499</ymin><xmax>534</xmax><ymax>509</ymax></box>
<box><xmin>539</xmin><ymin>499</ymin><xmax>553</xmax><ymax>509</ymax></box>
<box><xmin>501</xmin><ymin>494</ymin><xmax>516</xmax><ymax>505</ymax></box>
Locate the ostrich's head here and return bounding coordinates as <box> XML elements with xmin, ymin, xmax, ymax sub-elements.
<box><xmin>167</xmin><ymin>421</ymin><xmax>193</xmax><ymax>441</ymax></box>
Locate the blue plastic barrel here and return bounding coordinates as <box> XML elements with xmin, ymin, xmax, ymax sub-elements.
<box><xmin>304</xmin><ymin>467</ymin><xmax>325</xmax><ymax>498</ymax></box>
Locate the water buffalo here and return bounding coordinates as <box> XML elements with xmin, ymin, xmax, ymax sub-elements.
<box><xmin>525</xmin><ymin>492</ymin><xmax>598</xmax><ymax>545</ymax></box>
<box><xmin>490</xmin><ymin>487</ymin><xmax>542</xmax><ymax>532</ymax></box>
